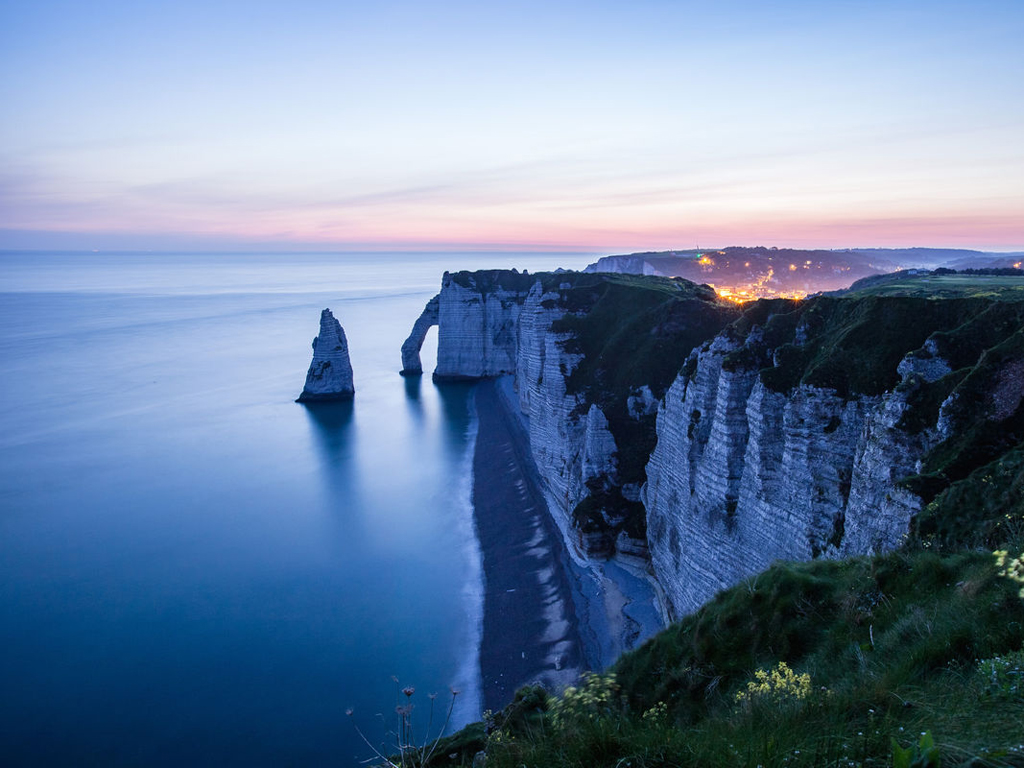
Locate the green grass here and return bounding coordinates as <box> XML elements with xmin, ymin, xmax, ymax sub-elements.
<box><xmin>901</xmin><ymin>329</ymin><xmax>1024</xmax><ymax>505</ymax></box>
<box><xmin>412</xmin><ymin>269</ymin><xmax>1024</xmax><ymax>768</ymax></box>
<box><xmin>911</xmin><ymin>442</ymin><xmax>1024</xmax><ymax>551</ymax></box>
<box><xmin>839</xmin><ymin>272</ymin><xmax>1024</xmax><ymax>300</ymax></box>
<box><xmin>425</xmin><ymin>545</ymin><xmax>1024</xmax><ymax>767</ymax></box>
<box><xmin>748</xmin><ymin>296</ymin><xmax>993</xmax><ymax>397</ymax></box>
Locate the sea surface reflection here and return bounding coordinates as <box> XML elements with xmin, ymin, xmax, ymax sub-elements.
<box><xmin>0</xmin><ymin>250</ymin><xmax>593</xmax><ymax>765</ymax></box>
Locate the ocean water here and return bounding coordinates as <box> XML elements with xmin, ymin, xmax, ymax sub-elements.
<box><xmin>0</xmin><ymin>250</ymin><xmax>594</xmax><ymax>766</ymax></box>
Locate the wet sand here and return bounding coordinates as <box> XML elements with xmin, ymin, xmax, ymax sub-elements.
<box><xmin>472</xmin><ymin>379</ymin><xmax>587</xmax><ymax>712</ymax></box>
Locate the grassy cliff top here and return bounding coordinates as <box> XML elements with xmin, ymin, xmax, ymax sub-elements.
<box><xmin>445</xmin><ymin>267</ymin><xmax>722</xmax><ymax>300</ymax></box>
<box><xmin>415</xmin><ymin>269</ymin><xmax>1024</xmax><ymax>768</ymax></box>
<box><xmin>446</xmin><ymin>268</ymin><xmax>540</xmax><ymax>293</ymax></box>
<box><xmin>429</xmin><ymin>543</ymin><xmax>1024</xmax><ymax>767</ymax></box>
<box><xmin>834</xmin><ymin>269</ymin><xmax>1024</xmax><ymax>300</ymax></box>
<box><xmin>719</xmin><ymin>289</ymin><xmax>1024</xmax><ymax>398</ymax></box>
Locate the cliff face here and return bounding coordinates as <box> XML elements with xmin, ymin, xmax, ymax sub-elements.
<box><xmin>405</xmin><ymin>273</ymin><xmax>623</xmax><ymax>550</ymax></box>
<box><xmin>408</xmin><ymin>270</ymin><xmax>738</xmax><ymax>557</ymax></box>
<box><xmin>584</xmin><ymin>255</ymin><xmax>664</xmax><ymax>276</ymax></box>
<box><xmin>297</xmin><ymin>308</ymin><xmax>355</xmax><ymax>402</ymax></box>
<box><xmin>434</xmin><ymin>271</ymin><xmax>534</xmax><ymax>379</ymax></box>
<box><xmin>514</xmin><ymin>281</ymin><xmax>626</xmax><ymax>554</ymax></box>
<box><xmin>645</xmin><ymin>296</ymin><xmax>1024</xmax><ymax>617</ymax></box>
<box><xmin>644</xmin><ymin>342</ymin><xmax>929</xmax><ymax>616</ymax></box>
<box><xmin>406</xmin><ymin>270</ymin><xmax>1024</xmax><ymax>620</ymax></box>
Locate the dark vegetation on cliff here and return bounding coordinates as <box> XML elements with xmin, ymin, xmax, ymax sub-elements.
<box><xmin>721</xmin><ymin>295</ymin><xmax>1021</xmax><ymax>398</ymax></box>
<box><xmin>694</xmin><ymin>271</ymin><xmax>1024</xmax><ymax>527</ymax></box>
<box><xmin>711</xmin><ymin>286</ymin><xmax>1024</xmax><ymax>516</ymax></box>
<box><xmin>396</xmin><ymin>271</ymin><xmax>1024</xmax><ymax>768</ymax></box>
<box><xmin>547</xmin><ymin>274</ymin><xmax>740</xmax><ymax>541</ymax></box>
<box><xmin>448</xmin><ymin>268</ymin><xmax>540</xmax><ymax>294</ymax></box>
<box><xmin>452</xmin><ymin>268</ymin><xmax>1024</xmax><ymax>557</ymax></box>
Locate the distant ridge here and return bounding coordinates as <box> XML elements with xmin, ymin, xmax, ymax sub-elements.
<box><xmin>584</xmin><ymin>246</ymin><xmax>1024</xmax><ymax>299</ymax></box>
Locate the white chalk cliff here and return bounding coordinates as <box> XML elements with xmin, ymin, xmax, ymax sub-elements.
<box><xmin>434</xmin><ymin>272</ymin><xmax>530</xmax><ymax>379</ymax></box>
<box><xmin>403</xmin><ymin>273</ymin><xmax>627</xmax><ymax>554</ymax></box>
<box><xmin>403</xmin><ymin>270</ymin><xmax>1021</xmax><ymax>622</ymax></box>
<box><xmin>297</xmin><ymin>308</ymin><xmax>355</xmax><ymax>402</ymax></box>
<box><xmin>584</xmin><ymin>254</ymin><xmax>663</xmax><ymax>275</ymax></box>
<box><xmin>643</xmin><ymin>333</ymin><xmax>940</xmax><ymax>618</ymax></box>
<box><xmin>515</xmin><ymin>282</ymin><xmax>624</xmax><ymax>554</ymax></box>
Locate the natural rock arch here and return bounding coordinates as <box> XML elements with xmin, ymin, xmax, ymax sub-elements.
<box><xmin>400</xmin><ymin>294</ymin><xmax>440</xmax><ymax>375</ymax></box>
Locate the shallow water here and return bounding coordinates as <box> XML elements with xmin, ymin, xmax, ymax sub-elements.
<box><xmin>0</xmin><ymin>250</ymin><xmax>593</xmax><ymax>765</ymax></box>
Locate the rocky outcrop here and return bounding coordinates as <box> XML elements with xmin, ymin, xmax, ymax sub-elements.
<box><xmin>645</xmin><ymin>348</ymin><xmax>927</xmax><ymax>617</ymax></box>
<box><xmin>407</xmin><ymin>269</ymin><xmax>1024</xmax><ymax>622</ymax></box>
<box><xmin>411</xmin><ymin>275</ymin><xmax>619</xmax><ymax>544</ymax></box>
<box><xmin>897</xmin><ymin>338</ymin><xmax>952</xmax><ymax>383</ymax></box>
<box><xmin>643</xmin><ymin>296</ymin><xmax>1024</xmax><ymax>619</ymax></box>
<box><xmin>585</xmin><ymin>255</ymin><xmax>663</xmax><ymax>275</ymax></box>
<box><xmin>401</xmin><ymin>294</ymin><xmax>440</xmax><ymax>375</ymax></box>
<box><xmin>408</xmin><ymin>270</ymin><xmax>735</xmax><ymax>559</ymax></box>
<box><xmin>297</xmin><ymin>309</ymin><xmax>354</xmax><ymax>402</ymax></box>
<box><xmin>433</xmin><ymin>271</ymin><xmax>534</xmax><ymax>380</ymax></box>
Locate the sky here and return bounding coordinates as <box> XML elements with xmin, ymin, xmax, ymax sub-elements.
<box><xmin>1</xmin><ymin>0</ymin><xmax>1022</xmax><ymax>252</ymax></box>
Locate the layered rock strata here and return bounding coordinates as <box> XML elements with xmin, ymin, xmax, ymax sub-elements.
<box><xmin>297</xmin><ymin>308</ymin><xmax>354</xmax><ymax>402</ymax></box>
<box><xmin>434</xmin><ymin>272</ymin><xmax>532</xmax><ymax>380</ymax></box>
<box><xmin>644</xmin><ymin>298</ymin><xmax>1023</xmax><ymax>618</ymax></box>
<box><xmin>406</xmin><ymin>275</ymin><xmax>617</xmax><ymax>545</ymax></box>
<box><xmin>406</xmin><ymin>271</ymin><xmax>732</xmax><ymax>559</ymax></box>
<box><xmin>406</xmin><ymin>270</ymin><xmax>1024</xmax><ymax>623</ymax></box>
<box><xmin>514</xmin><ymin>283</ymin><xmax>593</xmax><ymax>532</ymax></box>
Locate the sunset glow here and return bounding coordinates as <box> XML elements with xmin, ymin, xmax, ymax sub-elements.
<box><xmin>1</xmin><ymin>0</ymin><xmax>1023</xmax><ymax>252</ymax></box>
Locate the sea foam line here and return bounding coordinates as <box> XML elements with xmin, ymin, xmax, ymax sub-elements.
<box><xmin>450</xmin><ymin>388</ymin><xmax>484</xmax><ymax>729</ymax></box>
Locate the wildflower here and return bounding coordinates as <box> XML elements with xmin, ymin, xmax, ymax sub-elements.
<box><xmin>549</xmin><ymin>672</ymin><xmax>619</xmax><ymax>732</ymax></box>
<box><xmin>994</xmin><ymin>549</ymin><xmax>1024</xmax><ymax>597</ymax></box>
<box><xmin>735</xmin><ymin>661</ymin><xmax>812</xmax><ymax>704</ymax></box>
<box><xmin>403</xmin><ymin>686</ymin><xmax>415</xmax><ymax>697</ymax></box>
<box><xmin>642</xmin><ymin>701</ymin><xmax>668</xmax><ymax>724</ymax></box>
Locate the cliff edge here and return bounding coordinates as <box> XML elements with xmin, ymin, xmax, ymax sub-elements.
<box><xmin>404</xmin><ymin>269</ymin><xmax>1024</xmax><ymax>622</ymax></box>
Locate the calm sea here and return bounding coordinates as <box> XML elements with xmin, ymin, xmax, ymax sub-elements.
<box><xmin>0</xmin><ymin>250</ymin><xmax>595</xmax><ymax>766</ymax></box>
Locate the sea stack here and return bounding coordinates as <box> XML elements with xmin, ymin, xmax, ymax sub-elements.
<box><xmin>297</xmin><ymin>309</ymin><xmax>355</xmax><ymax>402</ymax></box>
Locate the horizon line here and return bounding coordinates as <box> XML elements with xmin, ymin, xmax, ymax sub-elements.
<box><xmin>3</xmin><ymin>244</ymin><xmax>1024</xmax><ymax>256</ymax></box>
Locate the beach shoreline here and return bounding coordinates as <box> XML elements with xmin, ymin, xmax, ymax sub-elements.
<box><xmin>471</xmin><ymin>379</ymin><xmax>587</xmax><ymax>712</ymax></box>
<box><xmin>471</xmin><ymin>376</ymin><xmax>666</xmax><ymax>711</ymax></box>
<box><xmin>492</xmin><ymin>377</ymin><xmax>667</xmax><ymax>666</ymax></box>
